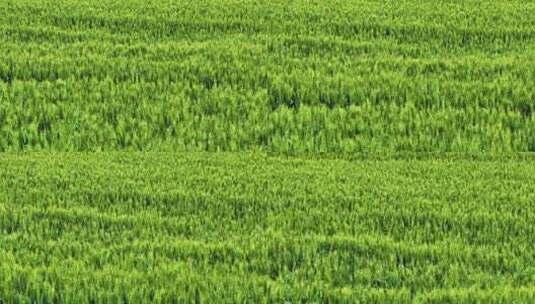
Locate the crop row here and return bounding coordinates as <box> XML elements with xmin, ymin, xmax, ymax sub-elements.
<box><xmin>2</xmin><ymin>78</ymin><xmax>535</xmax><ymax>152</ymax></box>
<box><xmin>3</xmin><ymin>0</ymin><xmax>535</xmax><ymax>47</ymax></box>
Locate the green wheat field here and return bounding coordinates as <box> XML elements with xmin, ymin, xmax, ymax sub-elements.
<box><xmin>1</xmin><ymin>0</ymin><xmax>535</xmax><ymax>303</ymax></box>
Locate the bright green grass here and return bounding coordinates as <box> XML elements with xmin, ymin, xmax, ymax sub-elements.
<box><xmin>1</xmin><ymin>0</ymin><xmax>535</xmax><ymax>153</ymax></box>
<box><xmin>1</xmin><ymin>153</ymin><xmax>535</xmax><ymax>303</ymax></box>
<box><xmin>2</xmin><ymin>0</ymin><xmax>535</xmax><ymax>303</ymax></box>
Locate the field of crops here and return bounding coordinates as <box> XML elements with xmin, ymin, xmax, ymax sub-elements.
<box><xmin>2</xmin><ymin>154</ymin><xmax>535</xmax><ymax>303</ymax></box>
<box><xmin>2</xmin><ymin>0</ymin><xmax>535</xmax><ymax>153</ymax></box>
<box><xmin>2</xmin><ymin>0</ymin><xmax>535</xmax><ymax>303</ymax></box>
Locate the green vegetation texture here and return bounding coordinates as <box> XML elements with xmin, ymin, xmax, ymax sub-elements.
<box><xmin>2</xmin><ymin>153</ymin><xmax>535</xmax><ymax>303</ymax></box>
<box><xmin>1</xmin><ymin>0</ymin><xmax>535</xmax><ymax>303</ymax></box>
<box><xmin>1</xmin><ymin>0</ymin><xmax>535</xmax><ymax>153</ymax></box>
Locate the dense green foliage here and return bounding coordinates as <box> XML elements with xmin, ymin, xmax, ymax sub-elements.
<box><xmin>1</xmin><ymin>0</ymin><xmax>535</xmax><ymax>153</ymax></box>
<box><xmin>2</xmin><ymin>0</ymin><xmax>535</xmax><ymax>303</ymax></box>
<box><xmin>1</xmin><ymin>153</ymin><xmax>535</xmax><ymax>303</ymax></box>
